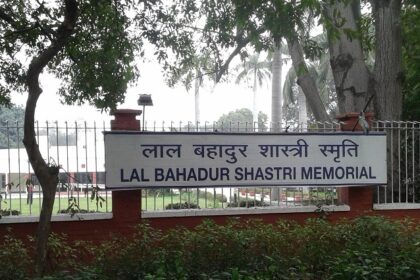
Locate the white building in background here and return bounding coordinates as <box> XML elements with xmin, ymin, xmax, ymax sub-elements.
<box><xmin>0</xmin><ymin>133</ymin><xmax>106</xmax><ymax>189</ymax></box>
<box><xmin>1</xmin><ymin>130</ymin><xmax>298</xmax><ymax>204</ymax></box>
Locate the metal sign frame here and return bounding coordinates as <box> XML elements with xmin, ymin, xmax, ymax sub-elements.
<box><xmin>104</xmin><ymin>131</ymin><xmax>387</xmax><ymax>190</ymax></box>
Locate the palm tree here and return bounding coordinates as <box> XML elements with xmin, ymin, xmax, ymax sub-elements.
<box><xmin>269</xmin><ymin>40</ymin><xmax>289</xmax><ymax>132</ymax></box>
<box><xmin>168</xmin><ymin>52</ymin><xmax>215</xmax><ymax>125</ymax></box>
<box><xmin>283</xmin><ymin>57</ymin><xmax>333</xmax><ymax>130</ymax></box>
<box><xmin>192</xmin><ymin>54</ymin><xmax>216</xmax><ymax>124</ymax></box>
<box><xmin>283</xmin><ymin>28</ymin><xmax>375</xmax><ymax>128</ymax></box>
<box><xmin>235</xmin><ymin>53</ymin><xmax>271</xmax><ymax>130</ymax></box>
<box><xmin>271</xmin><ymin>43</ymin><xmax>282</xmax><ymax>132</ymax></box>
<box><xmin>283</xmin><ymin>33</ymin><xmax>336</xmax><ymax>129</ymax></box>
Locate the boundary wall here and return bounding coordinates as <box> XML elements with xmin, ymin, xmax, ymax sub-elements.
<box><xmin>1</xmin><ymin>110</ymin><xmax>420</xmax><ymax>243</ymax></box>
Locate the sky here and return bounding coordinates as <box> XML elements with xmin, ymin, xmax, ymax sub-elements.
<box><xmin>11</xmin><ymin>55</ymin><xmax>291</xmax><ymax>126</ymax></box>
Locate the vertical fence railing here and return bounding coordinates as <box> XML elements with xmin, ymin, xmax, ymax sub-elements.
<box><xmin>1</xmin><ymin>120</ymin><xmax>418</xmax><ymax>217</ymax></box>
<box><xmin>373</xmin><ymin>121</ymin><xmax>420</xmax><ymax>204</ymax></box>
<box><xmin>140</xmin><ymin>120</ymin><xmax>341</xmax><ymax>211</ymax></box>
<box><xmin>0</xmin><ymin>121</ymin><xmax>111</xmax><ymax>216</ymax></box>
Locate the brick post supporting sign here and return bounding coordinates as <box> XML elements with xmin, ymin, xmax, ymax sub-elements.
<box><xmin>336</xmin><ymin>112</ymin><xmax>375</xmax><ymax>214</ymax></box>
<box><xmin>110</xmin><ymin>109</ymin><xmax>142</xmax><ymax>225</ymax></box>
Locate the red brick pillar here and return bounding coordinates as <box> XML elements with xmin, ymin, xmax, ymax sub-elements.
<box><xmin>110</xmin><ymin>109</ymin><xmax>142</xmax><ymax>225</ymax></box>
<box><xmin>336</xmin><ymin>112</ymin><xmax>374</xmax><ymax>214</ymax></box>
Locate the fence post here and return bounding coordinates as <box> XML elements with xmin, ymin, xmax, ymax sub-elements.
<box><xmin>110</xmin><ymin>109</ymin><xmax>142</xmax><ymax>224</ymax></box>
<box><xmin>336</xmin><ymin>112</ymin><xmax>375</xmax><ymax>213</ymax></box>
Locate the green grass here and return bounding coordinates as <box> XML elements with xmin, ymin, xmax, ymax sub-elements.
<box><xmin>0</xmin><ymin>195</ymin><xmax>112</xmax><ymax>216</ymax></box>
<box><xmin>0</xmin><ymin>193</ymin><xmax>225</xmax><ymax>215</ymax></box>
<box><xmin>1</xmin><ymin>190</ymin><xmax>335</xmax><ymax>216</ymax></box>
<box><xmin>142</xmin><ymin>194</ymin><xmax>224</xmax><ymax>211</ymax></box>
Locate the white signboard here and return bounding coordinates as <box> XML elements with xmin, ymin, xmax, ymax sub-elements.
<box><xmin>104</xmin><ymin>132</ymin><xmax>387</xmax><ymax>190</ymax></box>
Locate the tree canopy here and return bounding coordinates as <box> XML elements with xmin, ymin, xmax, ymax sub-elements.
<box><xmin>0</xmin><ymin>0</ymin><xmax>415</xmax><ymax>276</ymax></box>
<box><xmin>402</xmin><ymin>0</ymin><xmax>420</xmax><ymax>120</ymax></box>
<box><xmin>216</xmin><ymin>108</ymin><xmax>268</xmax><ymax>132</ymax></box>
<box><xmin>0</xmin><ymin>105</ymin><xmax>24</xmax><ymax>148</ymax></box>
<box><xmin>0</xmin><ymin>0</ymin><xmax>139</xmax><ymax>109</ymax></box>
<box><xmin>0</xmin><ymin>0</ymin><xmax>140</xmax><ymax>275</ymax></box>
<box><xmin>143</xmin><ymin>0</ymin><xmax>405</xmax><ymax>121</ymax></box>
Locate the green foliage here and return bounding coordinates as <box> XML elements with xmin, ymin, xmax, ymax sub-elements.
<box><xmin>234</xmin><ymin>53</ymin><xmax>271</xmax><ymax>125</ymax></box>
<box><xmin>0</xmin><ymin>0</ymin><xmax>139</xmax><ymax>111</ymax></box>
<box><xmin>45</xmin><ymin>233</ymin><xmax>79</xmax><ymax>273</ymax></box>
<box><xmin>0</xmin><ymin>232</ymin><xmax>30</xmax><ymax>280</ymax></box>
<box><xmin>4</xmin><ymin>216</ymin><xmax>420</xmax><ymax>279</ymax></box>
<box><xmin>82</xmin><ymin>216</ymin><xmax>420</xmax><ymax>280</ymax></box>
<box><xmin>138</xmin><ymin>0</ymin><xmax>199</xmax><ymax>82</ymax></box>
<box><xmin>234</xmin><ymin>53</ymin><xmax>271</xmax><ymax>87</ymax></box>
<box><xmin>186</xmin><ymin>189</ymin><xmax>227</xmax><ymax>203</ymax></box>
<box><xmin>327</xmin><ymin>217</ymin><xmax>420</xmax><ymax>280</ymax></box>
<box><xmin>0</xmin><ymin>209</ymin><xmax>21</xmax><ymax>217</ymax></box>
<box><xmin>55</xmin><ymin>1</ymin><xmax>139</xmax><ymax>110</ymax></box>
<box><xmin>165</xmin><ymin>201</ymin><xmax>200</xmax><ymax>210</ymax></box>
<box><xmin>90</xmin><ymin>185</ymin><xmax>106</xmax><ymax>210</ymax></box>
<box><xmin>402</xmin><ymin>2</ymin><xmax>420</xmax><ymax>120</ymax></box>
<box><xmin>0</xmin><ymin>104</ymin><xmax>24</xmax><ymax>148</ymax></box>
<box><xmin>163</xmin><ymin>190</ymin><xmax>227</xmax><ymax>209</ymax></box>
<box><xmin>26</xmin><ymin>233</ymin><xmax>93</xmax><ymax>278</ymax></box>
<box><xmin>216</xmin><ymin>108</ymin><xmax>268</xmax><ymax>131</ymax></box>
<box><xmin>141</xmin><ymin>0</ymin><xmax>332</xmax><ymax>87</ymax></box>
<box><xmin>41</xmin><ymin>129</ymin><xmax>77</xmax><ymax>147</ymax></box>
<box><xmin>57</xmin><ymin>185</ymin><xmax>106</xmax><ymax>216</ymax></box>
<box><xmin>215</xmin><ymin>193</ymin><xmax>227</xmax><ymax>203</ymax></box>
<box><xmin>167</xmin><ymin>51</ymin><xmax>216</xmax><ymax>91</ymax></box>
<box><xmin>59</xmin><ymin>196</ymin><xmax>82</xmax><ymax>217</ymax></box>
<box><xmin>227</xmin><ymin>199</ymin><xmax>269</xmax><ymax>207</ymax></box>
<box><xmin>92</xmin><ymin>223</ymin><xmax>164</xmax><ymax>280</ymax></box>
<box><xmin>217</xmin><ymin>108</ymin><xmax>253</xmax><ymax>125</ymax></box>
<box><xmin>283</xmin><ymin>32</ymin><xmax>339</xmax><ymax>122</ymax></box>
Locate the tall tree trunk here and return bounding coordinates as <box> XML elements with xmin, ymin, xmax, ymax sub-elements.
<box><xmin>286</xmin><ymin>35</ymin><xmax>330</xmax><ymax>122</ymax></box>
<box><xmin>325</xmin><ymin>0</ymin><xmax>373</xmax><ymax>113</ymax></box>
<box><xmin>24</xmin><ymin>71</ymin><xmax>60</xmax><ymax>275</ymax></box>
<box><xmin>297</xmin><ymin>88</ymin><xmax>308</xmax><ymax>131</ymax></box>
<box><xmin>271</xmin><ymin>42</ymin><xmax>283</xmax><ymax>200</ymax></box>
<box><xmin>271</xmin><ymin>42</ymin><xmax>283</xmax><ymax>132</ymax></box>
<box><xmin>22</xmin><ymin>1</ymin><xmax>78</xmax><ymax>276</ymax></box>
<box><xmin>194</xmin><ymin>69</ymin><xmax>201</xmax><ymax>125</ymax></box>
<box><xmin>371</xmin><ymin>0</ymin><xmax>403</xmax><ymax>120</ymax></box>
<box><xmin>371</xmin><ymin>0</ymin><xmax>403</xmax><ymax>203</ymax></box>
<box><xmin>252</xmin><ymin>68</ymin><xmax>258</xmax><ymax>131</ymax></box>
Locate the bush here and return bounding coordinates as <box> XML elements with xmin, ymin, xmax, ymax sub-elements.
<box><xmin>227</xmin><ymin>199</ymin><xmax>268</xmax><ymax>207</ymax></box>
<box><xmin>0</xmin><ymin>233</ymin><xmax>30</xmax><ymax>280</ymax></box>
<box><xmin>199</xmin><ymin>191</ymin><xmax>227</xmax><ymax>203</ymax></box>
<box><xmin>215</xmin><ymin>193</ymin><xmax>227</xmax><ymax>203</ymax></box>
<box><xmin>165</xmin><ymin>202</ymin><xmax>200</xmax><ymax>209</ymax></box>
<box><xmin>0</xmin><ymin>209</ymin><xmax>21</xmax><ymax>216</ymax></box>
<box><xmin>90</xmin><ymin>223</ymin><xmax>164</xmax><ymax>280</ymax></box>
<box><xmin>83</xmin><ymin>216</ymin><xmax>420</xmax><ymax>279</ymax></box>
<box><xmin>6</xmin><ymin>216</ymin><xmax>420</xmax><ymax>279</ymax></box>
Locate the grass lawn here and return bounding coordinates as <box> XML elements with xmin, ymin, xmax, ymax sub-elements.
<box><xmin>1</xmin><ymin>190</ymin><xmax>335</xmax><ymax>216</ymax></box>
<box><xmin>1</xmin><ymin>193</ymin><xmax>227</xmax><ymax>215</ymax></box>
<box><xmin>1</xmin><ymin>195</ymin><xmax>112</xmax><ymax>216</ymax></box>
<box><xmin>142</xmin><ymin>194</ymin><xmax>224</xmax><ymax>210</ymax></box>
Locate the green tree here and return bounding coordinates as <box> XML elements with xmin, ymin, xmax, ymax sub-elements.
<box><xmin>216</xmin><ymin>108</ymin><xmax>267</xmax><ymax>132</ymax></box>
<box><xmin>0</xmin><ymin>0</ymin><xmax>139</xmax><ymax>275</ymax></box>
<box><xmin>144</xmin><ymin>0</ymin><xmax>402</xmax><ymax>206</ymax></box>
<box><xmin>283</xmin><ymin>68</ymin><xmax>309</xmax><ymax>127</ymax></box>
<box><xmin>402</xmin><ymin>1</ymin><xmax>420</xmax><ymax>120</ymax></box>
<box><xmin>167</xmin><ymin>51</ymin><xmax>216</xmax><ymax>124</ymax></box>
<box><xmin>234</xmin><ymin>53</ymin><xmax>271</xmax><ymax>129</ymax></box>
<box><xmin>269</xmin><ymin>41</ymin><xmax>289</xmax><ymax>132</ymax></box>
<box><xmin>147</xmin><ymin>0</ymin><xmax>404</xmax><ymax>121</ymax></box>
<box><xmin>0</xmin><ymin>105</ymin><xmax>24</xmax><ymax>148</ymax></box>
<box><xmin>283</xmin><ymin>33</ymin><xmax>337</xmax><ymax>124</ymax></box>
